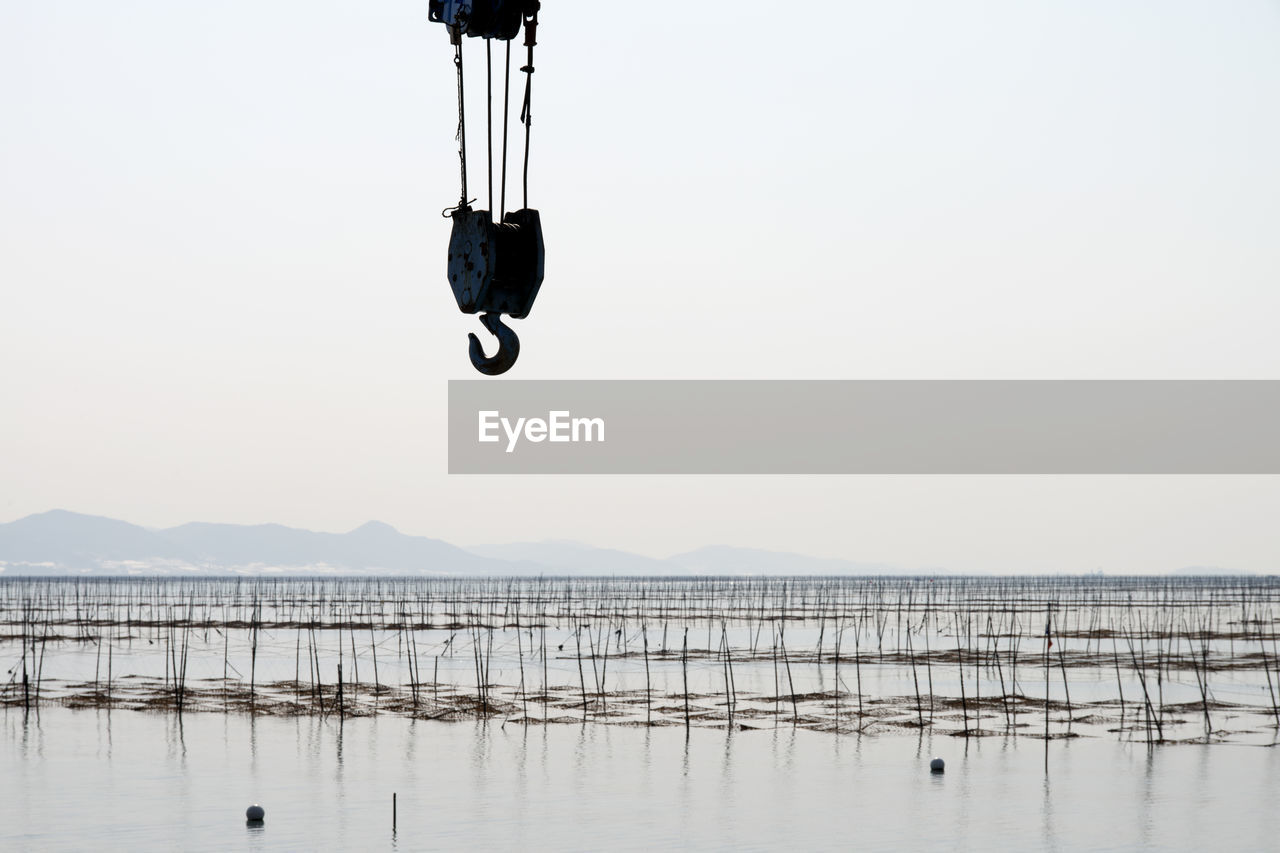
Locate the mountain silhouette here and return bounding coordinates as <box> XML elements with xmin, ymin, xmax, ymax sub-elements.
<box><xmin>0</xmin><ymin>509</ymin><xmax>939</xmax><ymax>576</ymax></box>
<box><xmin>0</xmin><ymin>511</ymin><xmax>504</xmax><ymax>575</ymax></box>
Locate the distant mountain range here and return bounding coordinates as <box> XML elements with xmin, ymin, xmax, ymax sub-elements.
<box><xmin>0</xmin><ymin>510</ymin><xmax>925</xmax><ymax>577</ymax></box>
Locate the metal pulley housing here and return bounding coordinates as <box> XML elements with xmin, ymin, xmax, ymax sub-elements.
<box><xmin>447</xmin><ymin>206</ymin><xmax>544</xmax><ymax>318</ymax></box>
<box><xmin>428</xmin><ymin>0</ymin><xmax>525</xmax><ymax>40</ymax></box>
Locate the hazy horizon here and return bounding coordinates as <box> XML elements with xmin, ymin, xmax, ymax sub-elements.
<box><xmin>0</xmin><ymin>507</ymin><xmax>1267</xmax><ymax>576</ymax></box>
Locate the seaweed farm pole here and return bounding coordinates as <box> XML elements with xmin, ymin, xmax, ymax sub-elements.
<box><xmin>722</xmin><ymin>623</ymin><xmax>736</xmax><ymax>729</ymax></box>
<box><xmin>923</xmin><ymin>619</ymin><xmax>934</xmax><ymax>723</ymax></box>
<box><xmin>540</xmin><ymin>624</ymin><xmax>548</xmax><ymax>724</ymax></box>
<box><xmin>719</xmin><ymin>624</ymin><xmax>729</xmax><ymax>725</ymax></box>
<box><xmin>1111</xmin><ymin>632</ymin><xmax>1125</xmax><ymax>732</ymax></box>
<box><xmin>409</xmin><ymin>629</ymin><xmax>420</xmax><ymax>710</ymax></box>
<box><xmin>833</xmin><ymin>621</ymin><xmax>842</xmax><ymax>730</ymax></box>
<box><xmin>1201</xmin><ymin>616</ymin><xmax>1213</xmax><ymax>737</ymax></box>
<box><xmin>471</xmin><ymin>627</ymin><xmax>484</xmax><ymax>713</ymax></box>
<box><xmin>177</xmin><ymin>624</ymin><xmax>190</xmax><ymax>714</ymax></box>
<box><xmin>35</xmin><ymin>625</ymin><xmax>49</xmax><ymax>708</ymax></box>
<box><xmin>1125</xmin><ymin>604</ymin><xmax>1162</xmax><ymax>744</ymax></box>
<box><xmin>780</xmin><ymin>623</ymin><xmax>799</xmax><ymax>728</ymax></box>
<box><xmin>816</xmin><ymin>612</ymin><xmax>826</xmax><ymax>671</ymax></box>
<box><xmin>682</xmin><ymin>627</ymin><xmax>690</xmax><ymax>734</ymax></box>
<box><xmin>249</xmin><ymin>613</ymin><xmax>259</xmax><ymax>704</ymax></box>
<box><xmin>1053</xmin><ymin>610</ymin><xmax>1072</xmax><ymax>732</ymax></box>
<box><xmin>17</xmin><ymin>606</ymin><xmax>29</xmax><ymax>712</ymax></box>
<box><xmin>772</xmin><ymin>626</ymin><xmax>780</xmax><ymax>726</ymax></box>
<box><xmin>587</xmin><ymin>626</ymin><xmax>602</xmax><ymax>711</ymax></box>
<box><xmin>1259</xmin><ymin>620</ymin><xmax>1280</xmax><ymax>728</ymax></box>
<box><xmin>600</xmin><ymin>624</ymin><xmax>611</xmax><ymax>718</ymax></box>
<box><xmin>315</xmin><ymin>629</ymin><xmax>327</xmax><ymax>716</ymax></box>
<box><xmin>294</xmin><ymin>630</ymin><xmax>302</xmax><ymax>705</ymax></box>
<box><xmin>1162</xmin><ymin>607</ymin><xmax>1172</xmax><ymax>722</ymax></box>
<box><xmin>94</xmin><ymin>630</ymin><xmax>102</xmax><ymax>695</ymax></box>
<box><xmin>1187</xmin><ymin>615</ymin><xmax>1211</xmax><ymax>737</ymax></box>
<box><xmin>853</xmin><ymin>615</ymin><xmax>863</xmax><ymax>728</ymax></box>
<box><xmin>1271</xmin><ymin>609</ymin><xmax>1280</xmax><ymax>727</ymax></box>
<box><xmin>907</xmin><ymin>625</ymin><xmax>924</xmax><ymax>728</ymax></box>
<box><xmin>225</xmin><ymin>626</ymin><xmax>233</xmax><ymax>707</ymax></box>
<box><xmin>370</xmin><ymin>625</ymin><xmax>381</xmax><ymax>709</ymax></box>
<box><xmin>404</xmin><ymin>627</ymin><xmax>414</xmax><ymax>706</ymax></box>
<box><xmin>970</xmin><ymin>612</ymin><xmax>980</xmax><ymax>736</ymax></box>
<box><xmin>349</xmin><ymin>620</ymin><xmax>360</xmax><ymax>707</ymax></box>
<box><xmin>516</xmin><ymin>617</ymin><xmax>528</xmax><ymax>721</ymax></box>
<box><xmin>163</xmin><ymin>626</ymin><xmax>171</xmax><ymax>694</ymax></box>
<box><xmin>1043</xmin><ymin>615</ymin><xmax>1051</xmax><ymax>745</ymax></box>
<box><xmin>307</xmin><ymin>629</ymin><xmax>317</xmax><ymax>712</ymax></box>
<box><xmin>1125</xmin><ymin>628</ymin><xmax>1156</xmax><ymax>746</ymax></box>
<box><xmin>575</xmin><ymin>625</ymin><xmax>588</xmax><ymax>721</ymax></box>
<box><xmin>1008</xmin><ymin>609</ymin><xmax>1020</xmax><ymax>696</ymax></box>
<box><xmin>643</xmin><ymin>623</ymin><xmax>652</xmax><ymax>725</ymax></box>
<box><xmin>35</xmin><ymin>627</ymin><xmax>49</xmax><ymax>708</ymax></box>
<box><xmin>989</xmin><ymin>614</ymin><xmax>1010</xmax><ymax>730</ymax></box>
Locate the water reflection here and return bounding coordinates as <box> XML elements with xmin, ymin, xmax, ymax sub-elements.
<box><xmin>333</xmin><ymin>718</ymin><xmax>347</xmax><ymax>846</ymax></box>
<box><xmin>96</xmin><ymin>707</ymin><xmax>113</xmax><ymax>761</ymax></box>
<box><xmin>677</xmin><ymin>727</ymin><xmax>693</xmax><ymax>845</ymax></box>
<box><xmin>166</xmin><ymin>712</ymin><xmax>186</xmax><ymax>761</ymax></box>
<box><xmin>509</xmin><ymin>722</ymin><xmax>530</xmax><ymax>832</ymax></box>
<box><xmin>1139</xmin><ymin>744</ymin><xmax>1156</xmax><ymax>848</ymax></box>
<box><xmin>469</xmin><ymin>720</ymin><xmax>493</xmax><ymax>832</ymax></box>
<box><xmin>1040</xmin><ymin>776</ymin><xmax>1057</xmax><ymax>852</ymax></box>
<box><xmin>4</xmin><ymin>707</ymin><xmax>1279</xmax><ymax>851</ymax></box>
<box><xmin>16</xmin><ymin>712</ymin><xmax>31</xmax><ymax>760</ymax></box>
<box><xmin>717</xmin><ymin>729</ymin><xmax>740</xmax><ymax>846</ymax></box>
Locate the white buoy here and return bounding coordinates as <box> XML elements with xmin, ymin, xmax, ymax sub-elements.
<box><xmin>246</xmin><ymin>804</ymin><xmax>266</xmax><ymax>822</ymax></box>
<box><xmin>930</xmin><ymin>757</ymin><xmax>945</xmax><ymax>773</ymax></box>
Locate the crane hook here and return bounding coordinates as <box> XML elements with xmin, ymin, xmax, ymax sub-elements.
<box><xmin>468</xmin><ymin>312</ymin><xmax>520</xmax><ymax>375</ymax></box>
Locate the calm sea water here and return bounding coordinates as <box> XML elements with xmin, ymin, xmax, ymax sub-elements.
<box><xmin>3</xmin><ymin>706</ymin><xmax>1277</xmax><ymax>851</ymax></box>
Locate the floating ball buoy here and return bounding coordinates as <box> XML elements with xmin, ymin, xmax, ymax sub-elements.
<box><xmin>246</xmin><ymin>804</ymin><xmax>265</xmax><ymax>822</ymax></box>
<box><xmin>930</xmin><ymin>757</ymin><xmax>945</xmax><ymax>773</ymax></box>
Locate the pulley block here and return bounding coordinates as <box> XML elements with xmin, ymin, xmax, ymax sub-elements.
<box><xmin>447</xmin><ymin>206</ymin><xmax>544</xmax><ymax>375</ymax></box>
<box><xmin>432</xmin><ymin>1</ymin><xmax>542</xmax><ymax>375</ymax></box>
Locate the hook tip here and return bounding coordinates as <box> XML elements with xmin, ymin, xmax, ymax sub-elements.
<box><xmin>468</xmin><ymin>313</ymin><xmax>520</xmax><ymax>375</ymax></box>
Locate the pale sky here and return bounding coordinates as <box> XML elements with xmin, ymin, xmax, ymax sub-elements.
<box><xmin>3</xmin><ymin>1</ymin><xmax>1279</xmax><ymax>572</ymax></box>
